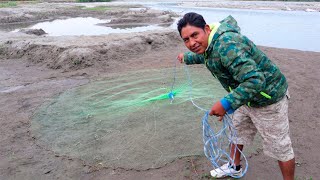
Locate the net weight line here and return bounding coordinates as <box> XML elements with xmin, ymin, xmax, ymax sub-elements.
<box><xmin>169</xmin><ymin>59</ymin><xmax>248</xmax><ymax>178</ymax></box>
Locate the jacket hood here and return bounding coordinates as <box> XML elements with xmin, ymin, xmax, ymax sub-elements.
<box><xmin>212</xmin><ymin>15</ymin><xmax>241</xmax><ymax>41</ymax></box>
<box><xmin>204</xmin><ymin>16</ymin><xmax>241</xmax><ymax>58</ymax></box>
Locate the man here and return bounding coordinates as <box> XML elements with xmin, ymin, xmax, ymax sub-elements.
<box><xmin>177</xmin><ymin>12</ymin><xmax>295</xmax><ymax>179</ymax></box>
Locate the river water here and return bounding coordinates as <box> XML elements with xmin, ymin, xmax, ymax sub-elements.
<box><xmin>147</xmin><ymin>2</ymin><xmax>320</xmax><ymax>52</ymax></box>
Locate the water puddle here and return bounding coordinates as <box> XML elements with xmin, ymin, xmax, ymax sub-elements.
<box><xmin>12</xmin><ymin>17</ymin><xmax>166</xmax><ymax>36</ymax></box>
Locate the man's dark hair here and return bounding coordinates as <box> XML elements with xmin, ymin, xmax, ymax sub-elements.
<box><xmin>177</xmin><ymin>12</ymin><xmax>207</xmax><ymax>36</ymax></box>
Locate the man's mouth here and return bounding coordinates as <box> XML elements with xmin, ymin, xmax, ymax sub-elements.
<box><xmin>192</xmin><ymin>46</ymin><xmax>201</xmax><ymax>52</ymax></box>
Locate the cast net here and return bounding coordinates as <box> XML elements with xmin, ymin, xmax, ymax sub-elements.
<box><xmin>32</xmin><ymin>64</ymin><xmax>260</xmax><ymax>170</ymax></box>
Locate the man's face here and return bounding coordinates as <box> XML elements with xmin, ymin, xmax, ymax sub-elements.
<box><xmin>181</xmin><ymin>24</ymin><xmax>211</xmax><ymax>54</ymax></box>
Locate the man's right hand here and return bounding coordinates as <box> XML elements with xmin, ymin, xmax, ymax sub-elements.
<box><xmin>177</xmin><ymin>53</ymin><xmax>184</xmax><ymax>63</ymax></box>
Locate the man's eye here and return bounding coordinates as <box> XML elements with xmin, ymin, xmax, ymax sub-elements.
<box><xmin>184</xmin><ymin>39</ymin><xmax>189</xmax><ymax>43</ymax></box>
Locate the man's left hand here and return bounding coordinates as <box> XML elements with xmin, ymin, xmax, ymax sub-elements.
<box><xmin>209</xmin><ymin>101</ymin><xmax>226</xmax><ymax>121</ymax></box>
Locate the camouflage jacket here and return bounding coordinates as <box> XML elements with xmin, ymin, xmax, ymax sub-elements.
<box><xmin>183</xmin><ymin>15</ymin><xmax>288</xmax><ymax>110</ymax></box>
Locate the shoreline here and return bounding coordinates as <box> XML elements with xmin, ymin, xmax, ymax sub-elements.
<box><xmin>114</xmin><ymin>0</ymin><xmax>320</xmax><ymax>12</ymax></box>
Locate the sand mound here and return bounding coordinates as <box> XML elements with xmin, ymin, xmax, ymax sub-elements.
<box><xmin>0</xmin><ymin>30</ymin><xmax>181</xmax><ymax>71</ymax></box>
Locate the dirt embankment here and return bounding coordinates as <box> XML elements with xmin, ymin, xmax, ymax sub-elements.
<box><xmin>0</xmin><ymin>29</ymin><xmax>181</xmax><ymax>71</ymax></box>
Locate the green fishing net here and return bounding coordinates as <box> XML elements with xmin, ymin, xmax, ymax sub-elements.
<box><xmin>31</xmin><ymin>65</ymin><xmax>260</xmax><ymax>170</ymax></box>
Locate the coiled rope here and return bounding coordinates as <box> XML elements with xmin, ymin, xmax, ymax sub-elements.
<box><xmin>169</xmin><ymin>59</ymin><xmax>248</xmax><ymax>178</ymax></box>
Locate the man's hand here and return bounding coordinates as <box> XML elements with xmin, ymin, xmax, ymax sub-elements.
<box><xmin>177</xmin><ymin>53</ymin><xmax>184</xmax><ymax>63</ymax></box>
<box><xmin>209</xmin><ymin>101</ymin><xmax>226</xmax><ymax>121</ymax></box>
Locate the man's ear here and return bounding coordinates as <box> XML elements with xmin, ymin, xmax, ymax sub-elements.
<box><xmin>204</xmin><ymin>24</ymin><xmax>211</xmax><ymax>34</ymax></box>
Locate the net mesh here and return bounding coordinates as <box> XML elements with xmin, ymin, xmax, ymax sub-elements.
<box><xmin>31</xmin><ymin>65</ymin><xmax>261</xmax><ymax>170</ymax></box>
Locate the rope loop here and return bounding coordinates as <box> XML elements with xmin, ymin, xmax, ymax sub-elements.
<box><xmin>169</xmin><ymin>60</ymin><xmax>248</xmax><ymax>178</ymax></box>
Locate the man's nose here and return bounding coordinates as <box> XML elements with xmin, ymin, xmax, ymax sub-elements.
<box><xmin>189</xmin><ymin>38</ymin><xmax>196</xmax><ymax>47</ymax></box>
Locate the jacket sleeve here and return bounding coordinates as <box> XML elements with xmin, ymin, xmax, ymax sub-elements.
<box><xmin>218</xmin><ymin>39</ymin><xmax>266</xmax><ymax>110</ymax></box>
<box><xmin>183</xmin><ymin>52</ymin><xmax>205</xmax><ymax>65</ymax></box>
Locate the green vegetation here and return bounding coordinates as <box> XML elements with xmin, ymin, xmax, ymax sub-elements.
<box><xmin>76</xmin><ymin>0</ymin><xmax>112</xmax><ymax>2</ymax></box>
<box><xmin>0</xmin><ymin>0</ymin><xmax>39</xmax><ymax>8</ymax></box>
<box><xmin>83</xmin><ymin>5</ymin><xmax>111</xmax><ymax>11</ymax></box>
<box><xmin>0</xmin><ymin>1</ymin><xmax>17</xmax><ymax>8</ymax></box>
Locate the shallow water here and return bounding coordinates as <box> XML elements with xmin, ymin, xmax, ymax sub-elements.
<box><xmin>12</xmin><ymin>17</ymin><xmax>165</xmax><ymax>36</ymax></box>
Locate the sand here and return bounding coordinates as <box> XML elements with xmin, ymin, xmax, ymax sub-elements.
<box><xmin>0</xmin><ymin>1</ymin><xmax>319</xmax><ymax>179</ymax></box>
